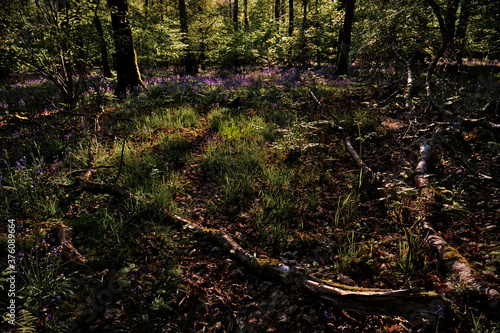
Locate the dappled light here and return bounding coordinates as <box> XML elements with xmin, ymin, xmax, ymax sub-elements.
<box><xmin>1</xmin><ymin>0</ymin><xmax>499</xmax><ymax>332</ymax></box>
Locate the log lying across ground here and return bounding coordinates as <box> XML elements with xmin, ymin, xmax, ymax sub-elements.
<box><xmin>389</xmin><ymin>39</ymin><xmax>500</xmax><ymax>310</ymax></box>
<box><xmin>389</xmin><ymin>33</ymin><xmax>416</xmax><ymax>122</ymax></box>
<box><xmin>61</xmin><ymin>177</ymin><xmax>450</xmax><ymax>323</ymax></box>
<box><xmin>414</xmin><ymin>131</ymin><xmax>500</xmax><ymax>309</ymax></box>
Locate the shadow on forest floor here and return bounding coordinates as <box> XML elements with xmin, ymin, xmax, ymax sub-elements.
<box><xmin>1</xmin><ymin>64</ymin><xmax>499</xmax><ymax>332</ymax></box>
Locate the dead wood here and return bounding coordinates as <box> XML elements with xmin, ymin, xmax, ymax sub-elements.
<box><xmin>425</xmin><ymin>48</ymin><xmax>500</xmax><ymax>132</ymax></box>
<box><xmin>51</xmin><ymin>223</ymin><xmax>87</xmax><ymax>264</ymax></box>
<box><xmin>389</xmin><ymin>33</ymin><xmax>416</xmax><ymax>122</ymax></box>
<box><xmin>414</xmin><ymin>83</ymin><xmax>500</xmax><ymax>309</ymax></box>
<box><xmin>67</xmin><ymin>177</ymin><xmax>452</xmax><ymax>322</ymax></box>
<box><xmin>302</xmin><ymin>101</ymin><xmax>378</xmax><ymax>181</ymax></box>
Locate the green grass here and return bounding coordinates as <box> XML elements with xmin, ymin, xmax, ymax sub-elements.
<box><xmin>4</xmin><ymin>65</ymin><xmax>497</xmax><ymax>332</ymax></box>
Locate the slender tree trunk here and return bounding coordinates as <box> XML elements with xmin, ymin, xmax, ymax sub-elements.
<box><xmin>302</xmin><ymin>0</ymin><xmax>308</xmax><ymax>30</ymax></box>
<box><xmin>455</xmin><ymin>0</ymin><xmax>472</xmax><ymax>67</ymax></box>
<box><xmin>334</xmin><ymin>0</ymin><xmax>355</xmax><ymax>75</ymax></box>
<box><xmin>179</xmin><ymin>0</ymin><xmax>195</xmax><ymax>74</ymax></box>
<box><xmin>275</xmin><ymin>0</ymin><xmax>280</xmax><ymax>21</ymax></box>
<box><xmin>107</xmin><ymin>0</ymin><xmax>144</xmax><ymax>94</ymax></box>
<box><xmin>425</xmin><ymin>0</ymin><xmax>460</xmax><ymax>73</ymax></box>
<box><xmin>233</xmin><ymin>0</ymin><xmax>239</xmax><ymax>29</ymax></box>
<box><xmin>244</xmin><ymin>0</ymin><xmax>248</xmax><ymax>28</ymax></box>
<box><xmin>93</xmin><ymin>14</ymin><xmax>113</xmax><ymax>78</ymax></box>
<box><xmin>288</xmin><ymin>0</ymin><xmax>294</xmax><ymax>35</ymax></box>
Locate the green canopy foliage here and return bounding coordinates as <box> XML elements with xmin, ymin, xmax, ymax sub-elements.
<box><xmin>1</xmin><ymin>0</ymin><xmax>498</xmax><ymax>97</ymax></box>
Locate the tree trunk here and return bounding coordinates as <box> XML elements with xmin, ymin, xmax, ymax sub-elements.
<box><xmin>233</xmin><ymin>0</ymin><xmax>239</xmax><ymax>29</ymax></box>
<box><xmin>244</xmin><ymin>0</ymin><xmax>249</xmax><ymax>28</ymax></box>
<box><xmin>288</xmin><ymin>0</ymin><xmax>294</xmax><ymax>35</ymax></box>
<box><xmin>275</xmin><ymin>0</ymin><xmax>280</xmax><ymax>21</ymax></box>
<box><xmin>302</xmin><ymin>0</ymin><xmax>308</xmax><ymax>30</ymax></box>
<box><xmin>455</xmin><ymin>0</ymin><xmax>472</xmax><ymax>68</ymax></box>
<box><xmin>93</xmin><ymin>14</ymin><xmax>113</xmax><ymax>78</ymax></box>
<box><xmin>334</xmin><ymin>0</ymin><xmax>355</xmax><ymax>75</ymax></box>
<box><xmin>179</xmin><ymin>0</ymin><xmax>195</xmax><ymax>75</ymax></box>
<box><xmin>107</xmin><ymin>0</ymin><xmax>144</xmax><ymax>95</ymax></box>
<box><xmin>425</xmin><ymin>0</ymin><xmax>460</xmax><ymax>74</ymax></box>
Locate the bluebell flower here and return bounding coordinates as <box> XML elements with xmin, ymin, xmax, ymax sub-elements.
<box><xmin>434</xmin><ymin>305</ymin><xmax>444</xmax><ymax>319</ymax></box>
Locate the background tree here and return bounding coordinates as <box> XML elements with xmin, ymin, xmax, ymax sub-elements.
<box><xmin>4</xmin><ymin>0</ymin><xmax>99</xmax><ymax>104</ymax></box>
<box><xmin>179</xmin><ymin>0</ymin><xmax>195</xmax><ymax>74</ymax></box>
<box><xmin>107</xmin><ymin>0</ymin><xmax>145</xmax><ymax>94</ymax></box>
<box><xmin>335</xmin><ymin>0</ymin><xmax>355</xmax><ymax>75</ymax></box>
<box><xmin>93</xmin><ymin>3</ymin><xmax>113</xmax><ymax>78</ymax></box>
<box><xmin>234</xmin><ymin>0</ymin><xmax>239</xmax><ymax>29</ymax></box>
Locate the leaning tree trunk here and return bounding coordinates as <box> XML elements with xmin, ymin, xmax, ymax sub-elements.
<box><xmin>334</xmin><ymin>0</ymin><xmax>355</xmax><ymax>75</ymax></box>
<box><xmin>107</xmin><ymin>0</ymin><xmax>144</xmax><ymax>95</ymax></box>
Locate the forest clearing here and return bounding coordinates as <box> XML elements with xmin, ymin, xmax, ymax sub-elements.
<box><xmin>1</xmin><ymin>0</ymin><xmax>499</xmax><ymax>332</ymax></box>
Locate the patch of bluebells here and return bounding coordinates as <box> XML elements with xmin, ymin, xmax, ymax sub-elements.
<box><xmin>0</xmin><ymin>72</ymin><xmax>59</xmax><ymax>114</ymax></box>
<box><xmin>205</xmin><ymin>131</ymin><xmax>225</xmax><ymax>148</ymax></box>
<box><xmin>138</xmin><ymin>65</ymin><xmax>351</xmax><ymax>109</ymax></box>
<box><xmin>18</xmin><ymin>232</ymin><xmax>63</xmax><ymax>281</ymax></box>
<box><xmin>42</xmin><ymin>295</ymin><xmax>64</xmax><ymax>327</ymax></box>
<box><xmin>316</xmin><ymin>310</ymin><xmax>333</xmax><ymax>323</ymax></box>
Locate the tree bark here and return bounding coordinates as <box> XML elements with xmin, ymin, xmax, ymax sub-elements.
<box><xmin>334</xmin><ymin>0</ymin><xmax>355</xmax><ymax>75</ymax></box>
<box><xmin>93</xmin><ymin>14</ymin><xmax>113</xmax><ymax>78</ymax></box>
<box><xmin>107</xmin><ymin>0</ymin><xmax>144</xmax><ymax>95</ymax></box>
<box><xmin>233</xmin><ymin>0</ymin><xmax>239</xmax><ymax>29</ymax></box>
<box><xmin>288</xmin><ymin>0</ymin><xmax>294</xmax><ymax>36</ymax></box>
<box><xmin>301</xmin><ymin>0</ymin><xmax>308</xmax><ymax>30</ymax></box>
<box><xmin>179</xmin><ymin>0</ymin><xmax>195</xmax><ymax>75</ymax></box>
<box><xmin>244</xmin><ymin>0</ymin><xmax>248</xmax><ymax>28</ymax></box>
<box><xmin>455</xmin><ymin>0</ymin><xmax>472</xmax><ymax>68</ymax></box>
<box><xmin>425</xmin><ymin>0</ymin><xmax>460</xmax><ymax>74</ymax></box>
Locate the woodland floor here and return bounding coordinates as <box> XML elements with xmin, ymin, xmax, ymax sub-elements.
<box><xmin>0</xmin><ymin>64</ymin><xmax>499</xmax><ymax>332</ymax></box>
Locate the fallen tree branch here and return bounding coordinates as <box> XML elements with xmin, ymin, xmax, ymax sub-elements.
<box><xmin>414</xmin><ymin>130</ymin><xmax>500</xmax><ymax>310</ymax></box>
<box><xmin>388</xmin><ymin>33</ymin><xmax>417</xmax><ymax>122</ymax></box>
<box><xmin>64</xmin><ymin>176</ymin><xmax>450</xmax><ymax>322</ymax></box>
<box><xmin>51</xmin><ymin>223</ymin><xmax>87</xmax><ymax>264</ymax></box>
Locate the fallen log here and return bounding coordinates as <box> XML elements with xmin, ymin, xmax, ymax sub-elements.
<box><xmin>388</xmin><ymin>33</ymin><xmax>417</xmax><ymax>122</ymax></box>
<box><xmin>413</xmin><ymin>111</ymin><xmax>500</xmax><ymax>312</ymax></box>
<box><xmin>64</xmin><ymin>177</ymin><xmax>451</xmax><ymax>323</ymax></box>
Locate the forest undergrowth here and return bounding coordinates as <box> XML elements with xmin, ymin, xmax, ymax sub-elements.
<box><xmin>1</xmin><ymin>63</ymin><xmax>499</xmax><ymax>332</ymax></box>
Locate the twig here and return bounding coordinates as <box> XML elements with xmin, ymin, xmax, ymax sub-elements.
<box><xmin>309</xmin><ymin>90</ymin><xmax>322</xmax><ymax>107</ymax></box>
<box><xmin>113</xmin><ymin>135</ymin><xmax>128</xmax><ymax>183</ymax></box>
